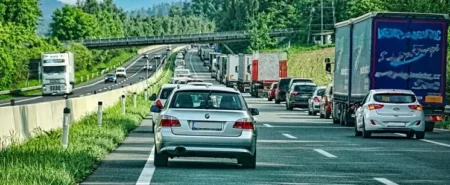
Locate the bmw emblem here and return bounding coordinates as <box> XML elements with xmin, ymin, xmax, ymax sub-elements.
<box><xmin>205</xmin><ymin>114</ymin><xmax>210</xmax><ymax>119</ymax></box>
<box><xmin>393</xmin><ymin>107</ymin><xmax>400</xmax><ymax>111</ymax></box>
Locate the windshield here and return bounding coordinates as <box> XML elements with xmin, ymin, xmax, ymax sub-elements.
<box><xmin>43</xmin><ymin>66</ymin><xmax>66</xmax><ymax>74</ymax></box>
<box><xmin>373</xmin><ymin>93</ymin><xmax>416</xmax><ymax>103</ymax></box>
<box><xmin>316</xmin><ymin>89</ymin><xmax>325</xmax><ymax>96</ymax></box>
<box><xmin>170</xmin><ymin>91</ymin><xmax>244</xmax><ymax>110</ymax></box>
<box><xmin>294</xmin><ymin>85</ymin><xmax>317</xmax><ymax>92</ymax></box>
<box><xmin>106</xmin><ymin>73</ymin><xmax>115</xmax><ymax>77</ymax></box>
<box><xmin>159</xmin><ymin>88</ymin><xmax>175</xmax><ymax>99</ymax></box>
<box><xmin>116</xmin><ymin>69</ymin><xmax>125</xmax><ymax>72</ymax></box>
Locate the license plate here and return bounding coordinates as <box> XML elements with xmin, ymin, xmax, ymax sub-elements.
<box><xmin>301</xmin><ymin>95</ymin><xmax>309</xmax><ymax>98</ymax></box>
<box><xmin>387</xmin><ymin>122</ymin><xmax>405</xmax><ymax>127</ymax></box>
<box><xmin>192</xmin><ymin>121</ymin><xmax>222</xmax><ymax>131</ymax></box>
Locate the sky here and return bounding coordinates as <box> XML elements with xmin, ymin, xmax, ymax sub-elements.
<box><xmin>56</xmin><ymin>0</ymin><xmax>181</xmax><ymax>11</ymax></box>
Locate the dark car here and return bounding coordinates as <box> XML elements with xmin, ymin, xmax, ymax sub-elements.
<box><xmin>286</xmin><ymin>82</ymin><xmax>317</xmax><ymax>110</ymax></box>
<box><xmin>268</xmin><ymin>82</ymin><xmax>278</xmax><ymax>101</ymax></box>
<box><xmin>274</xmin><ymin>77</ymin><xmax>292</xmax><ymax>104</ymax></box>
<box><xmin>104</xmin><ymin>73</ymin><xmax>117</xmax><ymax>83</ymax></box>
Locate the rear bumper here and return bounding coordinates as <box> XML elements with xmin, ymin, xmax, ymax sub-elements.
<box><xmin>364</xmin><ymin>116</ymin><xmax>425</xmax><ymax>132</ymax></box>
<box><xmin>156</xmin><ymin>128</ymin><xmax>256</xmax><ymax>157</ymax></box>
<box><xmin>289</xmin><ymin>100</ymin><xmax>309</xmax><ymax>107</ymax></box>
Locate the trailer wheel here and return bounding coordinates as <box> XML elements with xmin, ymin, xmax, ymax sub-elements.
<box><xmin>425</xmin><ymin>122</ymin><xmax>435</xmax><ymax>132</ymax></box>
<box><xmin>275</xmin><ymin>99</ymin><xmax>280</xmax><ymax>104</ymax></box>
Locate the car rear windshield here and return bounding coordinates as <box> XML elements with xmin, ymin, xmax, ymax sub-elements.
<box><xmin>373</xmin><ymin>93</ymin><xmax>416</xmax><ymax>103</ymax></box>
<box><xmin>279</xmin><ymin>78</ymin><xmax>291</xmax><ymax>90</ymax></box>
<box><xmin>159</xmin><ymin>88</ymin><xmax>175</xmax><ymax>99</ymax></box>
<box><xmin>316</xmin><ymin>89</ymin><xmax>325</xmax><ymax>96</ymax></box>
<box><xmin>117</xmin><ymin>69</ymin><xmax>124</xmax><ymax>72</ymax></box>
<box><xmin>170</xmin><ymin>91</ymin><xmax>244</xmax><ymax>110</ymax></box>
<box><xmin>292</xmin><ymin>79</ymin><xmax>313</xmax><ymax>84</ymax></box>
<box><xmin>294</xmin><ymin>85</ymin><xmax>317</xmax><ymax>92</ymax></box>
<box><xmin>272</xmin><ymin>83</ymin><xmax>278</xmax><ymax>88</ymax></box>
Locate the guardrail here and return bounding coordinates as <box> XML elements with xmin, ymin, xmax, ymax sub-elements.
<box><xmin>0</xmin><ymin>46</ymin><xmax>184</xmax><ymax>149</ymax></box>
<box><xmin>0</xmin><ymin>45</ymin><xmax>165</xmax><ymax>96</ymax></box>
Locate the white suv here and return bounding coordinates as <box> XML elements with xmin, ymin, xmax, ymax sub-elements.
<box><xmin>149</xmin><ymin>84</ymin><xmax>177</xmax><ymax>132</ymax></box>
<box><xmin>115</xmin><ymin>67</ymin><xmax>127</xmax><ymax>78</ymax></box>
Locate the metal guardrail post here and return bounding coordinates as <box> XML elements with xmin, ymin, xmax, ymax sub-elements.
<box><xmin>121</xmin><ymin>95</ymin><xmax>126</xmax><ymax>115</ymax></box>
<box><xmin>10</xmin><ymin>99</ymin><xmax>15</xmax><ymax>106</ymax></box>
<box><xmin>144</xmin><ymin>88</ymin><xmax>148</xmax><ymax>101</ymax></box>
<box><xmin>98</xmin><ymin>101</ymin><xmax>103</xmax><ymax>127</ymax></box>
<box><xmin>133</xmin><ymin>92</ymin><xmax>137</xmax><ymax>108</ymax></box>
<box><xmin>62</xmin><ymin>107</ymin><xmax>71</xmax><ymax>149</ymax></box>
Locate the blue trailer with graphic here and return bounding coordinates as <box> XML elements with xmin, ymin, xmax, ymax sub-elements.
<box><xmin>327</xmin><ymin>12</ymin><xmax>448</xmax><ymax>132</ymax></box>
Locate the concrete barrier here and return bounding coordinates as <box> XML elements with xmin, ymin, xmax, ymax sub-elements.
<box><xmin>0</xmin><ymin>46</ymin><xmax>184</xmax><ymax>149</ymax></box>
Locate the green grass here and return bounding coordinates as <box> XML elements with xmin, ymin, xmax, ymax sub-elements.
<box><xmin>0</xmin><ymin>51</ymin><xmax>176</xmax><ymax>185</ymax></box>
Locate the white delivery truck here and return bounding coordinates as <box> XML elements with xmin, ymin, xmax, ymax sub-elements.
<box><xmin>216</xmin><ymin>55</ymin><xmax>227</xmax><ymax>83</ymax></box>
<box><xmin>209</xmin><ymin>52</ymin><xmax>220</xmax><ymax>72</ymax></box>
<box><xmin>237</xmin><ymin>54</ymin><xmax>252</xmax><ymax>93</ymax></box>
<box><xmin>225</xmin><ymin>54</ymin><xmax>239</xmax><ymax>88</ymax></box>
<box><xmin>41</xmin><ymin>52</ymin><xmax>75</xmax><ymax>95</ymax></box>
<box><xmin>202</xmin><ymin>48</ymin><xmax>213</xmax><ymax>66</ymax></box>
<box><xmin>211</xmin><ymin>57</ymin><xmax>218</xmax><ymax>78</ymax></box>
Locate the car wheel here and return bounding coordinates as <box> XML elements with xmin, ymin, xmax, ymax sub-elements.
<box><xmin>325</xmin><ymin>112</ymin><xmax>331</xmax><ymax>119</ymax></box>
<box><xmin>362</xmin><ymin>120</ymin><xmax>371</xmax><ymax>138</ymax></box>
<box><xmin>415</xmin><ymin>131</ymin><xmax>425</xmax><ymax>139</ymax></box>
<box><xmin>275</xmin><ymin>99</ymin><xmax>280</xmax><ymax>104</ymax></box>
<box><xmin>425</xmin><ymin>122</ymin><xmax>435</xmax><ymax>132</ymax></box>
<box><xmin>406</xmin><ymin>132</ymin><xmax>414</xmax><ymax>139</ymax></box>
<box><xmin>354</xmin><ymin>119</ymin><xmax>362</xmax><ymax>136</ymax></box>
<box><xmin>308</xmin><ymin>109</ymin><xmax>312</xmax><ymax>115</ymax></box>
<box><xmin>153</xmin><ymin>148</ymin><xmax>168</xmax><ymax>167</ymax></box>
<box><xmin>268</xmin><ymin>97</ymin><xmax>272</xmax><ymax>101</ymax></box>
<box><xmin>319</xmin><ymin>107</ymin><xmax>325</xmax><ymax>118</ymax></box>
<box><xmin>241</xmin><ymin>152</ymin><xmax>256</xmax><ymax>169</ymax></box>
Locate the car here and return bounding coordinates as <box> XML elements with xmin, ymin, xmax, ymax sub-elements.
<box><xmin>104</xmin><ymin>73</ymin><xmax>117</xmax><ymax>83</ymax></box>
<box><xmin>354</xmin><ymin>89</ymin><xmax>425</xmax><ymax>139</ymax></box>
<box><xmin>308</xmin><ymin>86</ymin><xmax>326</xmax><ymax>115</ymax></box>
<box><xmin>187</xmin><ymin>82</ymin><xmax>213</xmax><ymax>87</ymax></box>
<box><xmin>144</xmin><ymin>64</ymin><xmax>153</xmax><ymax>71</ymax></box>
<box><xmin>167</xmin><ymin>45</ymin><xmax>172</xmax><ymax>51</ymax></box>
<box><xmin>319</xmin><ymin>83</ymin><xmax>333</xmax><ymax>120</ymax></box>
<box><xmin>149</xmin><ymin>84</ymin><xmax>178</xmax><ymax>133</ymax></box>
<box><xmin>174</xmin><ymin>69</ymin><xmax>191</xmax><ymax>77</ymax></box>
<box><xmin>274</xmin><ymin>77</ymin><xmax>292</xmax><ymax>104</ymax></box>
<box><xmin>287</xmin><ymin>78</ymin><xmax>314</xmax><ymax>91</ymax></box>
<box><xmin>149</xmin><ymin>85</ymin><xmax>259</xmax><ymax>168</ymax></box>
<box><xmin>286</xmin><ymin>82</ymin><xmax>317</xmax><ymax>110</ymax></box>
<box><xmin>170</xmin><ymin>77</ymin><xmax>185</xmax><ymax>84</ymax></box>
<box><xmin>267</xmin><ymin>82</ymin><xmax>278</xmax><ymax>101</ymax></box>
<box><xmin>175</xmin><ymin>66</ymin><xmax>185</xmax><ymax>69</ymax></box>
<box><xmin>143</xmin><ymin>53</ymin><xmax>149</xmax><ymax>58</ymax></box>
<box><xmin>186</xmin><ymin>78</ymin><xmax>203</xmax><ymax>83</ymax></box>
<box><xmin>115</xmin><ymin>67</ymin><xmax>127</xmax><ymax>78</ymax></box>
<box><xmin>154</xmin><ymin>53</ymin><xmax>162</xmax><ymax>59</ymax></box>
<box><xmin>176</xmin><ymin>53</ymin><xmax>184</xmax><ymax>59</ymax></box>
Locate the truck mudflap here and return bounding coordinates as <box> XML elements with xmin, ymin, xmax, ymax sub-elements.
<box><xmin>226</xmin><ymin>80</ymin><xmax>238</xmax><ymax>88</ymax></box>
<box><xmin>237</xmin><ymin>81</ymin><xmax>251</xmax><ymax>93</ymax></box>
<box><xmin>423</xmin><ymin>107</ymin><xmax>444</xmax><ymax>132</ymax></box>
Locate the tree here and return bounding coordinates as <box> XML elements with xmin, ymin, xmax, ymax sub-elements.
<box><xmin>0</xmin><ymin>0</ymin><xmax>42</xmax><ymax>31</ymax></box>
<box><xmin>50</xmin><ymin>5</ymin><xmax>99</xmax><ymax>40</ymax></box>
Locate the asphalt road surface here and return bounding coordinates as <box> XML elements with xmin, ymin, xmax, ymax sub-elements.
<box><xmin>0</xmin><ymin>47</ymin><xmax>169</xmax><ymax>107</ymax></box>
<box><xmin>82</xmin><ymin>49</ymin><xmax>450</xmax><ymax>185</ymax></box>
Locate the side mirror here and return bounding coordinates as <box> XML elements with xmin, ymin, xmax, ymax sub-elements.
<box><xmin>149</xmin><ymin>93</ymin><xmax>157</xmax><ymax>101</ymax></box>
<box><xmin>249</xmin><ymin>108</ymin><xmax>259</xmax><ymax>116</ymax></box>
<box><xmin>325</xmin><ymin>63</ymin><xmax>331</xmax><ymax>73</ymax></box>
<box><xmin>150</xmin><ymin>105</ymin><xmax>161</xmax><ymax>113</ymax></box>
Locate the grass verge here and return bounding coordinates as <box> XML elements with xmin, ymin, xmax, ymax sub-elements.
<box><xmin>0</xmin><ymin>51</ymin><xmax>176</xmax><ymax>184</ymax></box>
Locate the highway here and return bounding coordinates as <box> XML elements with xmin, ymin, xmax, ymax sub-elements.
<box><xmin>0</xmin><ymin>47</ymin><xmax>168</xmax><ymax>107</ymax></box>
<box><xmin>81</xmin><ymin>49</ymin><xmax>450</xmax><ymax>185</ymax></box>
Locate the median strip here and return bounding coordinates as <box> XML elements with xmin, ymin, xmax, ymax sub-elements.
<box><xmin>313</xmin><ymin>149</ymin><xmax>337</xmax><ymax>158</ymax></box>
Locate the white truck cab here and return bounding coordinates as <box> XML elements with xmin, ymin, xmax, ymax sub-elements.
<box><xmin>116</xmin><ymin>67</ymin><xmax>127</xmax><ymax>78</ymax></box>
<box><xmin>41</xmin><ymin>52</ymin><xmax>75</xmax><ymax>95</ymax></box>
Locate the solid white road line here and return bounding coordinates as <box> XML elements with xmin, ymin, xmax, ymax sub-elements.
<box><xmin>314</xmin><ymin>149</ymin><xmax>337</xmax><ymax>158</ymax></box>
<box><xmin>188</xmin><ymin>52</ymin><xmax>198</xmax><ymax>77</ymax></box>
<box><xmin>257</xmin><ymin>140</ymin><xmax>336</xmax><ymax>143</ymax></box>
<box><xmin>395</xmin><ymin>133</ymin><xmax>450</xmax><ymax>148</ymax></box>
<box><xmin>263</xmin><ymin>124</ymin><xmax>273</xmax><ymax>127</ymax></box>
<box><xmin>282</xmin><ymin>134</ymin><xmax>297</xmax><ymax>139</ymax></box>
<box><xmin>374</xmin><ymin>178</ymin><xmax>399</xmax><ymax>185</ymax></box>
<box><xmin>136</xmin><ymin>146</ymin><xmax>156</xmax><ymax>185</ymax></box>
<box><xmin>0</xmin><ymin>96</ymin><xmax>43</xmax><ymax>106</ymax></box>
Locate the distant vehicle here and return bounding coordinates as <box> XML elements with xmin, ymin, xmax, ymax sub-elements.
<box><xmin>209</xmin><ymin>52</ymin><xmax>221</xmax><ymax>71</ymax></box>
<box><xmin>170</xmin><ymin>77</ymin><xmax>184</xmax><ymax>84</ymax></box>
<box><xmin>225</xmin><ymin>54</ymin><xmax>239</xmax><ymax>88</ymax></box>
<box><xmin>286</xmin><ymin>82</ymin><xmax>317</xmax><ymax>110</ymax></box>
<box><xmin>167</xmin><ymin>45</ymin><xmax>172</xmax><ymax>51</ymax></box>
<box><xmin>275</xmin><ymin>78</ymin><xmax>292</xmax><ymax>104</ymax></box>
<box><xmin>143</xmin><ymin>53</ymin><xmax>149</xmax><ymax>58</ymax></box>
<box><xmin>187</xmin><ymin>82</ymin><xmax>213</xmax><ymax>87</ymax></box>
<box><xmin>149</xmin><ymin>84</ymin><xmax>178</xmax><ymax>133</ymax></box>
<box><xmin>174</xmin><ymin>69</ymin><xmax>190</xmax><ymax>77</ymax></box>
<box><xmin>288</xmin><ymin>78</ymin><xmax>314</xmax><ymax>92</ymax></box>
<box><xmin>41</xmin><ymin>52</ymin><xmax>75</xmax><ymax>95</ymax></box>
<box><xmin>150</xmin><ymin>85</ymin><xmax>259</xmax><ymax>168</ymax></box>
<box><xmin>144</xmin><ymin>64</ymin><xmax>153</xmax><ymax>71</ymax></box>
<box><xmin>115</xmin><ymin>67</ymin><xmax>127</xmax><ymax>78</ymax></box>
<box><xmin>329</xmin><ymin>12</ymin><xmax>448</xmax><ymax>130</ymax></box>
<box><xmin>175</xmin><ymin>59</ymin><xmax>186</xmax><ymax>67</ymax></box>
<box><xmin>175</xmin><ymin>66</ymin><xmax>185</xmax><ymax>69</ymax></box>
<box><xmin>104</xmin><ymin>73</ymin><xmax>117</xmax><ymax>83</ymax></box>
<box><xmin>308</xmin><ymin>86</ymin><xmax>326</xmax><ymax>115</ymax></box>
<box><xmin>319</xmin><ymin>84</ymin><xmax>333</xmax><ymax>120</ymax></box>
<box><xmin>267</xmin><ymin>82</ymin><xmax>278</xmax><ymax>101</ymax></box>
<box><xmin>354</xmin><ymin>89</ymin><xmax>425</xmax><ymax>139</ymax></box>
<box><xmin>250</xmin><ymin>52</ymin><xmax>288</xmax><ymax>98</ymax></box>
<box><xmin>154</xmin><ymin>54</ymin><xmax>162</xmax><ymax>59</ymax></box>
<box><xmin>176</xmin><ymin>53</ymin><xmax>184</xmax><ymax>59</ymax></box>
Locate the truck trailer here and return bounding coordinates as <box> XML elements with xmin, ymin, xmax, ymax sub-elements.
<box><xmin>209</xmin><ymin>52</ymin><xmax>221</xmax><ymax>72</ymax></box>
<box><xmin>225</xmin><ymin>54</ymin><xmax>239</xmax><ymax>88</ymax></box>
<box><xmin>327</xmin><ymin>12</ymin><xmax>448</xmax><ymax>132</ymax></box>
<box><xmin>41</xmin><ymin>52</ymin><xmax>75</xmax><ymax>95</ymax></box>
<box><xmin>237</xmin><ymin>54</ymin><xmax>252</xmax><ymax>93</ymax></box>
<box><xmin>250</xmin><ymin>52</ymin><xmax>288</xmax><ymax>98</ymax></box>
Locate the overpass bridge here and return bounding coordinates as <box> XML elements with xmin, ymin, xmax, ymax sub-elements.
<box><xmin>81</xmin><ymin>28</ymin><xmax>296</xmax><ymax>49</ymax></box>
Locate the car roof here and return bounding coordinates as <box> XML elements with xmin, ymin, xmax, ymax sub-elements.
<box><xmin>291</xmin><ymin>78</ymin><xmax>313</xmax><ymax>81</ymax></box>
<box><xmin>370</xmin><ymin>89</ymin><xmax>415</xmax><ymax>94</ymax></box>
<box><xmin>292</xmin><ymin>82</ymin><xmax>316</xmax><ymax>86</ymax></box>
<box><xmin>161</xmin><ymin>84</ymin><xmax>180</xmax><ymax>88</ymax></box>
<box><xmin>116</xmin><ymin>67</ymin><xmax>125</xmax><ymax>70</ymax></box>
<box><xmin>174</xmin><ymin>85</ymin><xmax>239</xmax><ymax>93</ymax></box>
<box><xmin>187</xmin><ymin>82</ymin><xmax>213</xmax><ymax>85</ymax></box>
<box><xmin>317</xmin><ymin>86</ymin><xmax>326</xmax><ymax>89</ymax></box>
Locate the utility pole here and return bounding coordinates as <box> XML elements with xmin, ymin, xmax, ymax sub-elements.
<box><xmin>146</xmin><ymin>59</ymin><xmax>149</xmax><ymax>79</ymax></box>
<box><xmin>307</xmin><ymin>0</ymin><xmax>336</xmax><ymax>45</ymax></box>
<box><xmin>320</xmin><ymin>0</ymin><xmax>324</xmax><ymax>45</ymax></box>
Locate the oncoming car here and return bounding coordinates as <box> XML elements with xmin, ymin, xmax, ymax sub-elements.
<box><xmin>354</xmin><ymin>89</ymin><xmax>425</xmax><ymax>139</ymax></box>
<box><xmin>104</xmin><ymin>73</ymin><xmax>117</xmax><ymax>83</ymax></box>
<box><xmin>150</xmin><ymin>85</ymin><xmax>259</xmax><ymax>168</ymax></box>
<box><xmin>115</xmin><ymin>67</ymin><xmax>127</xmax><ymax>78</ymax></box>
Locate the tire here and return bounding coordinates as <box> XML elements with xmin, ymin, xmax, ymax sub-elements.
<box><xmin>362</xmin><ymin>120</ymin><xmax>371</xmax><ymax>138</ymax></box>
<box><xmin>325</xmin><ymin>112</ymin><xmax>331</xmax><ymax>119</ymax></box>
<box><xmin>308</xmin><ymin>110</ymin><xmax>312</xmax><ymax>115</ymax></box>
<box><xmin>354</xmin><ymin>122</ymin><xmax>362</xmax><ymax>136</ymax></box>
<box><xmin>406</xmin><ymin>132</ymin><xmax>414</xmax><ymax>139</ymax></box>
<box><xmin>319</xmin><ymin>107</ymin><xmax>325</xmax><ymax>118</ymax></box>
<box><xmin>268</xmin><ymin>97</ymin><xmax>272</xmax><ymax>101</ymax></box>
<box><xmin>415</xmin><ymin>131</ymin><xmax>425</xmax><ymax>139</ymax></box>
<box><xmin>153</xmin><ymin>149</ymin><xmax>168</xmax><ymax>167</ymax></box>
<box><xmin>425</xmin><ymin>122</ymin><xmax>435</xmax><ymax>132</ymax></box>
<box><xmin>286</xmin><ymin>103</ymin><xmax>293</xmax><ymax>110</ymax></box>
<box><xmin>275</xmin><ymin>100</ymin><xmax>280</xmax><ymax>104</ymax></box>
<box><xmin>241</xmin><ymin>152</ymin><xmax>256</xmax><ymax>169</ymax></box>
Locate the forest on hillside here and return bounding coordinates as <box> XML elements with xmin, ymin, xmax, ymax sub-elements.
<box><xmin>0</xmin><ymin>0</ymin><xmax>213</xmax><ymax>90</ymax></box>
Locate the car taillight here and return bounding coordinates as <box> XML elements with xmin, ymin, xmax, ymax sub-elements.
<box><xmin>161</xmin><ymin>115</ymin><xmax>181</xmax><ymax>127</ymax></box>
<box><xmin>368</xmin><ymin>104</ymin><xmax>384</xmax><ymax>110</ymax></box>
<box><xmin>408</xmin><ymin>105</ymin><xmax>422</xmax><ymax>111</ymax></box>
<box><xmin>429</xmin><ymin>115</ymin><xmax>442</xmax><ymax>122</ymax></box>
<box><xmin>313</xmin><ymin>97</ymin><xmax>320</xmax><ymax>102</ymax></box>
<box><xmin>156</xmin><ymin>100</ymin><xmax>163</xmax><ymax>107</ymax></box>
<box><xmin>233</xmin><ymin>118</ymin><xmax>254</xmax><ymax>129</ymax></box>
<box><xmin>291</xmin><ymin>91</ymin><xmax>298</xmax><ymax>96</ymax></box>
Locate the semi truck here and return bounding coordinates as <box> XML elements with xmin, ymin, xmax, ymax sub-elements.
<box><xmin>41</xmin><ymin>52</ymin><xmax>75</xmax><ymax>95</ymax></box>
<box><xmin>237</xmin><ymin>54</ymin><xmax>252</xmax><ymax>93</ymax></box>
<box><xmin>327</xmin><ymin>12</ymin><xmax>448</xmax><ymax>132</ymax></box>
<box><xmin>202</xmin><ymin>48</ymin><xmax>212</xmax><ymax>66</ymax></box>
<box><xmin>217</xmin><ymin>55</ymin><xmax>227</xmax><ymax>84</ymax></box>
<box><xmin>225</xmin><ymin>54</ymin><xmax>239</xmax><ymax>88</ymax></box>
<box><xmin>250</xmin><ymin>52</ymin><xmax>288</xmax><ymax>97</ymax></box>
<box><xmin>209</xmin><ymin>52</ymin><xmax>221</xmax><ymax>72</ymax></box>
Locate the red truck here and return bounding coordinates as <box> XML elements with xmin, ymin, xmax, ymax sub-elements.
<box><xmin>249</xmin><ymin>52</ymin><xmax>288</xmax><ymax>98</ymax></box>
